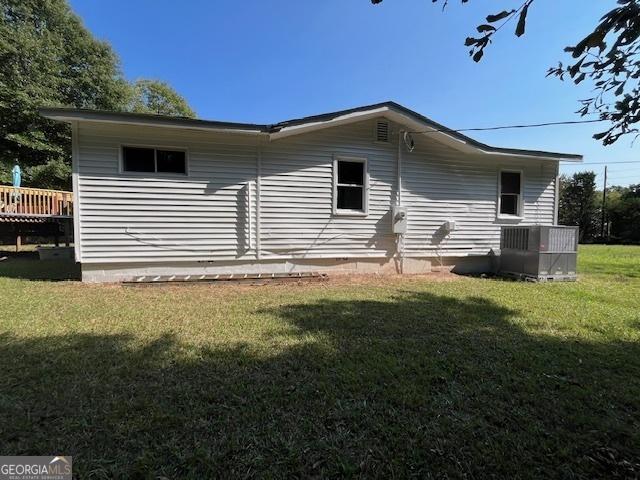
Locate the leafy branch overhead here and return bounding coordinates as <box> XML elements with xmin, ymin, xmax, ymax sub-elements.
<box><xmin>371</xmin><ymin>0</ymin><xmax>534</xmax><ymax>62</ymax></box>
<box><xmin>548</xmin><ymin>0</ymin><xmax>640</xmax><ymax>145</ymax></box>
<box><xmin>371</xmin><ymin>0</ymin><xmax>640</xmax><ymax>146</ymax></box>
<box><xmin>464</xmin><ymin>1</ymin><xmax>533</xmax><ymax>63</ymax></box>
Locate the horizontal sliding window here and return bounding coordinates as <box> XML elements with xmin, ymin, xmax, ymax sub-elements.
<box><xmin>122</xmin><ymin>146</ymin><xmax>186</xmax><ymax>174</ymax></box>
<box><xmin>122</xmin><ymin>147</ymin><xmax>155</xmax><ymax>173</ymax></box>
<box><xmin>157</xmin><ymin>150</ymin><xmax>186</xmax><ymax>174</ymax></box>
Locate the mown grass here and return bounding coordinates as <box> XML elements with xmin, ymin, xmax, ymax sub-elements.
<box><xmin>0</xmin><ymin>246</ymin><xmax>639</xmax><ymax>478</ymax></box>
<box><xmin>578</xmin><ymin>244</ymin><xmax>640</xmax><ymax>278</ymax></box>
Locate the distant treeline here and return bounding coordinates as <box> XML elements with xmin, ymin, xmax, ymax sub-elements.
<box><xmin>559</xmin><ymin>172</ymin><xmax>640</xmax><ymax>244</ymax></box>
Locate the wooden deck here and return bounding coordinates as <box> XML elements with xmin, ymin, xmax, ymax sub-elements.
<box><xmin>0</xmin><ymin>186</ymin><xmax>73</xmax><ymax>219</ymax></box>
<box><xmin>0</xmin><ymin>186</ymin><xmax>74</xmax><ymax>251</ymax></box>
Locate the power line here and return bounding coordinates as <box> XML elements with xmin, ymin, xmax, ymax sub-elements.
<box><xmin>591</xmin><ymin>174</ymin><xmax>639</xmax><ymax>180</ymax></box>
<box><xmin>606</xmin><ymin>174</ymin><xmax>640</xmax><ymax>180</ymax></box>
<box><xmin>568</xmin><ymin>171</ymin><xmax>640</xmax><ymax>177</ymax></box>
<box><xmin>606</xmin><ymin>169</ymin><xmax>640</xmax><ymax>175</ymax></box>
<box><xmin>568</xmin><ymin>171</ymin><xmax>640</xmax><ymax>178</ymax></box>
<box><xmin>409</xmin><ymin>118</ymin><xmax>606</xmax><ymax>135</ymax></box>
<box><xmin>561</xmin><ymin>160</ymin><xmax>640</xmax><ymax>166</ymax></box>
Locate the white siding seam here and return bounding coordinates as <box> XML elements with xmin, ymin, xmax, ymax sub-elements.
<box><xmin>256</xmin><ymin>147</ymin><xmax>262</xmax><ymax>260</ymax></box>
<box><xmin>72</xmin><ymin>121</ymin><xmax>82</xmax><ymax>262</ymax></box>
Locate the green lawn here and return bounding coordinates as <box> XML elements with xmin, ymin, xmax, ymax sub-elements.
<box><xmin>0</xmin><ymin>246</ymin><xmax>639</xmax><ymax>478</ymax></box>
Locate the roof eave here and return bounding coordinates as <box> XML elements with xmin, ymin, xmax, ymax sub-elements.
<box><xmin>39</xmin><ymin>107</ymin><xmax>269</xmax><ymax>136</ymax></box>
<box><xmin>39</xmin><ymin>104</ymin><xmax>584</xmax><ymax>162</ymax></box>
<box><xmin>270</xmin><ymin>105</ymin><xmax>583</xmax><ymax>162</ymax></box>
<box><xmin>268</xmin><ymin>107</ymin><xmax>390</xmax><ymax>140</ymax></box>
<box><xmin>475</xmin><ymin>148</ymin><xmax>583</xmax><ymax>162</ymax></box>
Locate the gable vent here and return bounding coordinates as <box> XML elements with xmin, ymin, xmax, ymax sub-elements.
<box><xmin>376</xmin><ymin>121</ymin><xmax>390</xmax><ymax>143</ymax></box>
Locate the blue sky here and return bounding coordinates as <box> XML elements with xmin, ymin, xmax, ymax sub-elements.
<box><xmin>69</xmin><ymin>0</ymin><xmax>639</xmax><ymax>187</ymax></box>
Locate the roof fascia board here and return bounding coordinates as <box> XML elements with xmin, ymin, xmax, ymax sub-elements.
<box><xmin>40</xmin><ymin>109</ymin><xmax>268</xmax><ymax>136</ymax></box>
<box><xmin>383</xmin><ymin>110</ymin><xmax>479</xmax><ymax>154</ymax></box>
<box><xmin>40</xmin><ymin>105</ymin><xmax>582</xmax><ymax>162</ymax></box>
<box><xmin>476</xmin><ymin>149</ymin><xmax>583</xmax><ymax>162</ymax></box>
<box><xmin>90</xmin><ymin>118</ymin><xmax>267</xmax><ymax>136</ymax></box>
<box><xmin>269</xmin><ymin>107</ymin><xmax>582</xmax><ymax>162</ymax></box>
<box><xmin>268</xmin><ymin>107</ymin><xmax>390</xmax><ymax>140</ymax></box>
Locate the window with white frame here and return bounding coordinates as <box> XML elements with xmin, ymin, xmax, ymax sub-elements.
<box><xmin>498</xmin><ymin>170</ymin><xmax>523</xmax><ymax>216</ymax></box>
<box><xmin>122</xmin><ymin>146</ymin><xmax>187</xmax><ymax>174</ymax></box>
<box><xmin>334</xmin><ymin>157</ymin><xmax>367</xmax><ymax>214</ymax></box>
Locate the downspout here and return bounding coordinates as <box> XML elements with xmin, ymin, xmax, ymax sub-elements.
<box><xmin>71</xmin><ymin>121</ymin><xmax>82</xmax><ymax>263</ymax></box>
<box><xmin>397</xmin><ymin>130</ymin><xmax>403</xmax><ymax>207</ymax></box>
<box><xmin>397</xmin><ymin>130</ymin><xmax>404</xmax><ymax>273</ymax></box>
<box><xmin>553</xmin><ymin>161</ymin><xmax>560</xmax><ymax>225</ymax></box>
<box><xmin>256</xmin><ymin>146</ymin><xmax>262</xmax><ymax>260</ymax></box>
<box><xmin>247</xmin><ymin>182</ymin><xmax>253</xmax><ymax>250</ymax></box>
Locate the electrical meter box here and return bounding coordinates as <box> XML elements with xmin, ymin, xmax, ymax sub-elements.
<box><xmin>392</xmin><ymin>206</ymin><xmax>408</xmax><ymax>234</ymax></box>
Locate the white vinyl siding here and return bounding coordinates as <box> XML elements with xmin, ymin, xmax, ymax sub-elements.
<box><xmin>401</xmin><ymin>133</ymin><xmax>557</xmax><ymax>257</ymax></box>
<box><xmin>259</xmin><ymin>122</ymin><xmax>395</xmax><ymax>259</ymax></box>
<box><xmin>76</xmin><ymin>122</ymin><xmax>257</xmax><ymax>263</ymax></box>
<box><xmin>75</xmin><ymin>118</ymin><xmax>558</xmax><ymax>265</ymax></box>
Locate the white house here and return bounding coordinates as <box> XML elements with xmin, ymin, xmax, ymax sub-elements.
<box><xmin>41</xmin><ymin>102</ymin><xmax>582</xmax><ymax>283</ymax></box>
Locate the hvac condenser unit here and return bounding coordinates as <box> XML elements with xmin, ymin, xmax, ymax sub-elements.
<box><xmin>499</xmin><ymin>225</ymin><xmax>579</xmax><ymax>282</ymax></box>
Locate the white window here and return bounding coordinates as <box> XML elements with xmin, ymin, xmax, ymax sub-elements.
<box><xmin>333</xmin><ymin>157</ymin><xmax>368</xmax><ymax>215</ymax></box>
<box><xmin>122</xmin><ymin>146</ymin><xmax>187</xmax><ymax>175</ymax></box>
<box><xmin>498</xmin><ymin>170</ymin><xmax>523</xmax><ymax>217</ymax></box>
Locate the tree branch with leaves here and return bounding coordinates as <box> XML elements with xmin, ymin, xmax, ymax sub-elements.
<box><xmin>0</xmin><ymin>0</ymin><xmax>196</xmax><ymax>189</ymax></box>
<box><xmin>371</xmin><ymin>0</ymin><xmax>640</xmax><ymax>146</ymax></box>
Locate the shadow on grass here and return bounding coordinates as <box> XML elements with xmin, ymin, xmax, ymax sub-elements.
<box><xmin>1</xmin><ymin>293</ymin><xmax>639</xmax><ymax>478</ymax></box>
<box><xmin>0</xmin><ymin>252</ymin><xmax>80</xmax><ymax>281</ymax></box>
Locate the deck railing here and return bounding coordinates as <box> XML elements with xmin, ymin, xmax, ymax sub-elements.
<box><xmin>0</xmin><ymin>186</ymin><xmax>73</xmax><ymax>217</ymax></box>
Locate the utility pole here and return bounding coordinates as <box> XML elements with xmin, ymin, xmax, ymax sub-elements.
<box><xmin>601</xmin><ymin>165</ymin><xmax>608</xmax><ymax>239</ymax></box>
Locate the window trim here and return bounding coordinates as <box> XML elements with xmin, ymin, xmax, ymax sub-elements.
<box><xmin>333</xmin><ymin>155</ymin><xmax>369</xmax><ymax>217</ymax></box>
<box><xmin>119</xmin><ymin>144</ymin><xmax>189</xmax><ymax>176</ymax></box>
<box><xmin>497</xmin><ymin>168</ymin><xmax>524</xmax><ymax>220</ymax></box>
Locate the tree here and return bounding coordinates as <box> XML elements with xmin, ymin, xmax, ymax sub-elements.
<box><xmin>0</xmin><ymin>0</ymin><xmax>196</xmax><ymax>190</ymax></box>
<box><xmin>126</xmin><ymin>79</ymin><xmax>196</xmax><ymax>118</ymax></box>
<box><xmin>371</xmin><ymin>0</ymin><xmax>640</xmax><ymax>146</ymax></box>
<box><xmin>0</xmin><ymin>0</ymin><xmax>129</xmax><ymax>190</ymax></box>
<box><xmin>559</xmin><ymin>172</ymin><xmax>598</xmax><ymax>242</ymax></box>
<box><xmin>606</xmin><ymin>184</ymin><xmax>640</xmax><ymax>243</ymax></box>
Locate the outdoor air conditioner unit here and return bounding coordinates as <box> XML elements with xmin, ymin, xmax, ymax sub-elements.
<box><xmin>499</xmin><ymin>225</ymin><xmax>579</xmax><ymax>282</ymax></box>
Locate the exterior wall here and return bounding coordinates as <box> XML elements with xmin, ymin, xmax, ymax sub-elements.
<box><xmin>401</xmin><ymin>133</ymin><xmax>558</xmax><ymax>258</ymax></box>
<box><xmin>75</xmin><ymin>118</ymin><xmax>558</xmax><ymax>281</ymax></box>
<box><xmin>76</xmin><ymin>122</ymin><xmax>259</xmax><ymax>264</ymax></box>
<box><xmin>259</xmin><ymin>121</ymin><xmax>396</xmax><ymax>260</ymax></box>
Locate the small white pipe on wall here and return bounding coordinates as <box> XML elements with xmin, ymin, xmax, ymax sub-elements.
<box><xmin>247</xmin><ymin>182</ymin><xmax>253</xmax><ymax>251</ymax></box>
<box><xmin>397</xmin><ymin>130</ymin><xmax>403</xmax><ymax>207</ymax></box>
<box><xmin>71</xmin><ymin>121</ymin><xmax>82</xmax><ymax>262</ymax></box>
<box><xmin>256</xmin><ymin>148</ymin><xmax>262</xmax><ymax>260</ymax></box>
<box><xmin>397</xmin><ymin>129</ymin><xmax>404</xmax><ymax>273</ymax></box>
